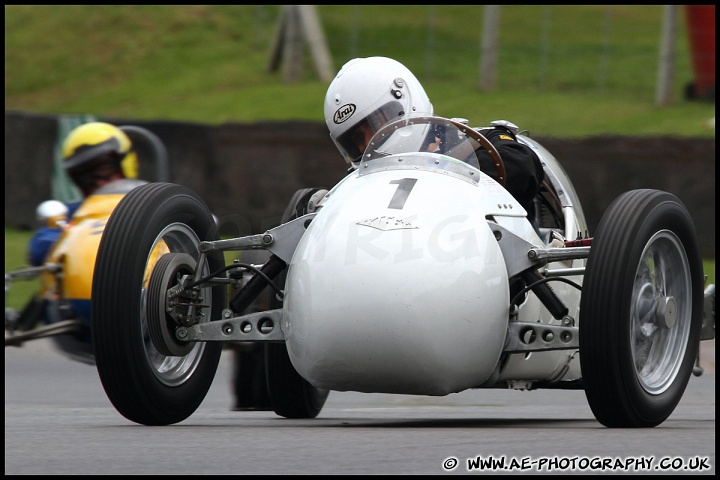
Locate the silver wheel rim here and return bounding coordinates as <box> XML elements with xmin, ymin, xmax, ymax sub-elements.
<box><xmin>630</xmin><ymin>230</ymin><xmax>691</xmax><ymax>394</ymax></box>
<box><xmin>141</xmin><ymin>222</ymin><xmax>212</xmax><ymax>387</ymax></box>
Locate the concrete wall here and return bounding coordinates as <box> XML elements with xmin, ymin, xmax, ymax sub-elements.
<box><xmin>5</xmin><ymin>110</ymin><xmax>715</xmax><ymax>257</ymax></box>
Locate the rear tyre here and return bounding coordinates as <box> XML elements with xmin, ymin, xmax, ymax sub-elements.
<box><xmin>580</xmin><ymin>189</ymin><xmax>703</xmax><ymax>427</ymax></box>
<box><xmin>229</xmin><ymin>249</ymin><xmax>273</xmax><ymax>411</ymax></box>
<box><xmin>92</xmin><ymin>183</ymin><xmax>226</xmax><ymax>425</ymax></box>
<box><xmin>265</xmin><ymin>188</ymin><xmax>330</xmax><ymax>418</ymax></box>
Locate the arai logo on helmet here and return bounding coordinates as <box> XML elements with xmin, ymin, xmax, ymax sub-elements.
<box><xmin>333</xmin><ymin>104</ymin><xmax>356</xmax><ymax>124</ymax></box>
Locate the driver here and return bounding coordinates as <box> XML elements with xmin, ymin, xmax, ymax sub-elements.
<box><xmin>323</xmin><ymin>56</ymin><xmax>545</xmax><ymax>226</ymax></box>
<box><xmin>27</xmin><ymin>122</ymin><xmax>136</xmax><ymax>266</ymax></box>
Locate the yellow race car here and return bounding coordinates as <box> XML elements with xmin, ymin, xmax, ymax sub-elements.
<box><xmin>5</xmin><ymin>125</ymin><xmax>169</xmax><ymax>363</ymax></box>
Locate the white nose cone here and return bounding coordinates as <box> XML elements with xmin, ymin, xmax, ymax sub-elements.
<box><xmin>284</xmin><ymin>163</ymin><xmax>515</xmax><ymax>395</ymax></box>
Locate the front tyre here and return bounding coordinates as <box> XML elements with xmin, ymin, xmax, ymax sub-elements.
<box><xmin>580</xmin><ymin>189</ymin><xmax>703</xmax><ymax>427</ymax></box>
<box><xmin>92</xmin><ymin>183</ymin><xmax>226</xmax><ymax>425</ymax></box>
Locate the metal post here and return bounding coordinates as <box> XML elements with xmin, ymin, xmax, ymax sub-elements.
<box><xmin>267</xmin><ymin>5</ymin><xmax>334</xmax><ymax>83</ymax></box>
<box><xmin>479</xmin><ymin>5</ymin><xmax>500</xmax><ymax>91</ymax></box>
<box><xmin>655</xmin><ymin>5</ymin><xmax>678</xmax><ymax>106</ymax></box>
<box><xmin>297</xmin><ymin>5</ymin><xmax>334</xmax><ymax>83</ymax></box>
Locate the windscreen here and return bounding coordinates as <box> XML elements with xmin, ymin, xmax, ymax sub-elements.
<box><xmin>361</xmin><ymin>115</ymin><xmax>485</xmax><ymax>167</ymax></box>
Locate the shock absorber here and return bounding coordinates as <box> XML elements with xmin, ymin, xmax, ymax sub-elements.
<box><xmin>519</xmin><ymin>268</ymin><xmax>569</xmax><ymax>320</ymax></box>
<box><xmin>229</xmin><ymin>255</ymin><xmax>287</xmax><ymax>313</ymax></box>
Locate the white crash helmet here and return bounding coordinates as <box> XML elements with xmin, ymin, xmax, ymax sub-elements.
<box><xmin>324</xmin><ymin>57</ymin><xmax>434</xmax><ymax>168</ymax></box>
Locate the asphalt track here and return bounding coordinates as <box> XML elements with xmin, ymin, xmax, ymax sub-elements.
<box><xmin>4</xmin><ymin>338</ymin><xmax>715</xmax><ymax>475</ymax></box>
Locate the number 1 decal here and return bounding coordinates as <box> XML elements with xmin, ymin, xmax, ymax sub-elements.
<box><xmin>388</xmin><ymin>178</ymin><xmax>417</xmax><ymax>209</ymax></box>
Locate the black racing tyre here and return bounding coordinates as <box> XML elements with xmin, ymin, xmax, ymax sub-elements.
<box><xmin>229</xmin><ymin>248</ymin><xmax>273</xmax><ymax>411</ymax></box>
<box><xmin>91</xmin><ymin>183</ymin><xmax>226</xmax><ymax>426</ymax></box>
<box><xmin>265</xmin><ymin>188</ymin><xmax>330</xmax><ymax>419</ymax></box>
<box><xmin>230</xmin><ymin>342</ymin><xmax>273</xmax><ymax>411</ymax></box>
<box><xmin>580</xmin><ymin>189</ymin><xmax>703</xmax><ymax>428</ymax></box>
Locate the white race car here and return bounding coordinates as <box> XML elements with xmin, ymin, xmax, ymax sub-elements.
<box><xmin>90</xmin><ymin>115</ymin><xmax>715</xmax><ymax>427</ymax></box>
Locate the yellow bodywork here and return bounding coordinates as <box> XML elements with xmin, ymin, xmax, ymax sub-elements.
<box><xmin>41</xmin><ymin>194</ymin><xmax>168</xmax><ymax>303</ymax></box>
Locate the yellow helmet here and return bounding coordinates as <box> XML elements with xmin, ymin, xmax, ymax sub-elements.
<box><xmin>62</xmin><ymin>122</ymin><xmax>138</xmax><ymax>178</ymax></box>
